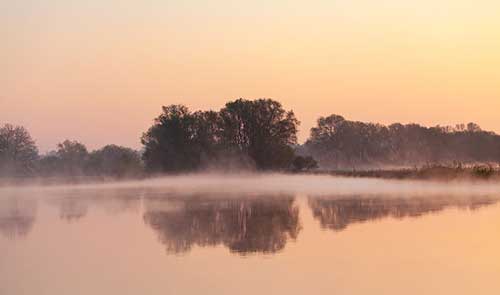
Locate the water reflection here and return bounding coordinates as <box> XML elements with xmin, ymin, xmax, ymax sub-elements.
<box><xmin>57</xmin><ymin>197</ymin><xmax>88</xmax><ymax>221</ymax></box>
<box><xmin>309</xmin><ymin>195</ymin><xmax>498</xmax><ymax>232</ymax></box>
<box><xmin>3</xmin><ymin>187</ymin><xmax>499</xmax><ymax>250</ymax></box>
<box><xmin>143</xmin><ymin>195</ymin><xmax>301</xmax><ymax>255</ymax></box>
<box><xmin>0</xmin><ymin>197</ymin><xmax>37</xmax><ymax>239</ymax></box>
<box><xmin>48</xmin><ymin>188</ymin><xmax>143</xmax><ymax>222</ymax></box>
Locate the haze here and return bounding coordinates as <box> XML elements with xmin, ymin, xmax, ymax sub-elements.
<box><xmin>3</xmin><ymin>0</ymin><xmax>500</xmax><ymax>151</ymax></box>
<box><xmin>4</xmin><ymin>174</ymin><xmax>500</xmax><ymax>198</ymax></box>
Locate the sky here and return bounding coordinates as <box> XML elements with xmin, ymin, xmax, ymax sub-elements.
<box><xmin>2</xmin><ymin>0</ymin><xmax>500</xmax><ymax>152</ymax></box>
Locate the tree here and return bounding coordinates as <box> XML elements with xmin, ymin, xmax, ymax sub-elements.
<box><xmin>467</xmin><ymin>122</ymin><xmax>481</xmax><ymax>133</ymax></box>
<box><xmin>142</xmin><ymin>99</ymin><xmax>300</xmax><ymax>172</ymax></box>
<box><xmin>291</xmin><ymin>156</ymin><xmax>318</xmax><ymax>172</ymax></box>
<box><xmin>0</xmin><ymin>124</ymin><xmax>38</xmax><ymax>176</ymax></box>
<box><xmin>37</xmin><ymin>152</ymin><xmax>61</xmax><ymax>176</ymax></box>
<box><xmin>56</xmin><ymin>140</ymin><xmax>89</xmax><ymax>175</ymax></box>
<box><xmin>304</xmin><ymin>114</ymin><xmax>500</xmax><ymax>169</ymax></box>
<box><xmin>141</xmin><ymin>105</ymin><xmax>217</xmax><ymax>172</ymax></box>
<box><xmin>87</xmin><ymin>145</ymin><xmax>143</xmax><ymax>177</ymax></box>
<box><xmin>219</xmin><ymin>98</ymin><xmax>299</xmax><ymax>170</ymax></box>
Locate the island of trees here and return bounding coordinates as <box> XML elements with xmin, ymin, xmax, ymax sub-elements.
<box><xmin>1</xmin><ymin>98</ymin><xmax>499</xmax><ymax>181</ymax></box>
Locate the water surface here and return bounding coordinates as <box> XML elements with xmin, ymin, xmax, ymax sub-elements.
<box><xmin>2</xmin><ymin>176</ymin><xmax>500</xmax><ymax>295</ymax></box>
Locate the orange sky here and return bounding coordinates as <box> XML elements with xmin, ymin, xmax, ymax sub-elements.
<box><xmin>2</xmin><ymin>0</ymin><xmax>500</xmax><ymax>152</ymax></box>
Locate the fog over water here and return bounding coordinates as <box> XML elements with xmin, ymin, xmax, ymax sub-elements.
<box><xmin>3</xmin><ymin>173</ymin><xmax>500</xmax><ymax>198</ymax></box>
<box><xmin>3</xmin><ymin>174</ymin><xmax>500</xmax><ymax>295</ymax></box>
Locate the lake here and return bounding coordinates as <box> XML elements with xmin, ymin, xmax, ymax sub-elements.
<box><xmin>2</xmin><ymin>174</ymin><xmax>500</xmax><ymax>295</ymax></box>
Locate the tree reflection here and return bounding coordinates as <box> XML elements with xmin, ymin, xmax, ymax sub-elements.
<box><xmin>143</xmin><ymin>196</ymin><xmax>301</xmax><ymax>255</ymax></box>
<box><xmin>58</xmin><ymin>197</ymin><xmax>88</xmax><ymax>221</ymax></box>
<box><xmin>49</xmin><ymin>188</ymin><xmax>143</xmax><ymax>222</ymax></box>
<box><xmin>0</xmin><ymin>197</ymin><xmax>37</xmax><ymax>239</ymax></box>
<box><xmin>309</xmin><ymin>195</ymin><xmax>498</xmax><ymax>231</ymax></box>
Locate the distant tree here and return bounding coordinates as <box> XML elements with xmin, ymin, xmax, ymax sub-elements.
<box><xmin>219</xmin><ymin>98</ymin><xmax>299</xmax><ymax>170</ymax></box>
<box><xmin>36</xmin><ymin>152</ymin><xmax>61</xmax><ymax>176</ymax></box>
<box><xmin>291</xmin><ymin>156</ymin><xmax>318</xmax><ymax>172</ymax></box>
<box><xmin>142</xmin><ymin>99</ymin><xmax>300</xmax><ymax>172</ymax></box>
<box><xmin>310</xmin><ymin>114</ymin><xmax>346</xmax><ymax>141</ymax></box>
<box><xmin>467</xmin><ymin>122</ymin><xmax>481</xmax><ymax>133</ymax></box>
<box><xmin>0</xmin><ymin>124</ymin><xmax>38</xmax><ymax>176</ymax></box>
<box><xmin>56</xmin><ymin>140</ymin><xmax>88</xmax><ymax>175</ymax></box>
<box><xmin>305</xmin><ymin>115</ymin><xmax>500</xmax><ymax>169</ymax></box>
<box><xmin>141</xmin><ymin>105</ymin><xmax>216</xmax><ymax>172</ymax></box>
<box><xmin>455</xmin><ymin>124</ymin><xmax>466</xmax><ymax>132</ymax></box>
<box><xmin>190</xmin><ymin>110</ymin><xmax>224</xmax><ymax>165</ymax></box>
<box><xmin>87</xmin><ymin>145</ymin><xmax>143</xmax><ymax>177</ymax></box>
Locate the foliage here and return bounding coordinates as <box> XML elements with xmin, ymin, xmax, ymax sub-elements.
<box><xmin>87</xmin><ymin>145</ymin><xmax>143</xmax><ymax>177</ymax></box>
<box><xmin>142</xmin><ymin>98</ymin><xmax>300</xmax><ymax>172</ymax></box>
<box><xmin>0</xmin><ymin>124</ymin><xmax>38</xmax><ymax>176</ymax></box>
<box><xmin>38</xmin><ymin>141</ymin><xmax>143</xmax><ymax>178</ymax></box>
<box><xmin>141</xmin><ymin>105</ymin><xmax>221</xmax><ymax>172</ymax></box>
<box><xmin>472</xmin><ymin>164</ymin><xmax>494</xmax><ymax>179</ymax></box>
<box><xmin>55</xmin><ymin>140</ymin><xmax>89</xmax><ymax>175</ymax></box>
<box><xmin>291</xmin><ymin>156</ymin><xmax>318</xmax><ymax>172</ymax></box>
<box><xmin>305</xmin><ymin>114</ymin><xmax>500</xmax><ymax>169</ymax></box>
<box><xmin>219</xmin><ymin>98</ymin><xmax>299</xmax><ymax>170</ymax></box>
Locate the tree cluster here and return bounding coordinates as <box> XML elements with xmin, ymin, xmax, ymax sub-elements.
<box><xmin>4</xmin><ymin>99</ymin><xmax>500</xmax><ymax>177</ymax></box>
<box><xmin>305</xmin><ymin>114</ymin><xmax>500</xmax><ymax>169</ymax></box>
<box><xmin>38</xmin><ymin>141</ymin><xmax>143</xmax><ymax>178</ymax></box>
<box><xmin>0</xmin><ymin>124</ymin><xmax>143</xmax><ymax>178</ymax></box>
<box><xmin>141</xmin><ymin>98</ymin><xmax>300</xmax><ymax>172</ymax></box>
<box><xmin>0</xmin><ymin>124</ymin><xmax>38</xmax><ymax>176</ymax></box>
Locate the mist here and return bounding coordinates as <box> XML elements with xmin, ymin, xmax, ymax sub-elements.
<box><xmin>3</xmin><ymin>173</ymin><xmax>500</xmax><ymax>198</ymax></box>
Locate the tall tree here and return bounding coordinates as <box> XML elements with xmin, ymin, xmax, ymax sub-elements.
<box><xmin>305</xmin><ymin>115</ymin><xmax>500</xmax><ymax>169</ymax></box>
<box><xmin>141</xmin><ymin>105</ymin><xmax>219</xmax><ymax>172</ymax></box>
<box><xmin>142</xmin><ymin>99</ymin><xmax>300</xmax><ymax>172</ymax></box>
<box><xmin>56</xmin><ymin>140</ymin><xmax>89</xmax><ymax>175</ymax></box>
<box><xmin>219</xmin><ymin>98</ymin><xmax>299</xmax><ymax>170</ymax></box>
<box><xmin>0</xmin><ymin>124</ymin><xmax>39</xmax><ymax>176</ymax></box>
<box><xmin>87</xmin><ymin>145</ymin><xmax>143</xmax><ymax>177</ymax></box>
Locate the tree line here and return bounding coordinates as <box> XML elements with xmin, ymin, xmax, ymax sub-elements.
<box><xmin>2</xmin><ymin>98</ymin><xmax>499</xmax><ymax>178</ymax></box>
<box><xmin>303</xmin><ymin>114</ymin><xmax>500</xmax><ymax>169</ymax></box>
<box><xmin>0</xmin><ymin>126</ymin><xmax>143</xmax><ymax>178</ymax></box>
<box><xmin>141</xmin><ymin>98</ymin><xmax>305</xmax><ymax>172</ymax></box>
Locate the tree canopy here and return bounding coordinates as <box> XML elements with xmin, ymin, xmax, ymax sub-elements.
<box><xmin>38</xmin><ymin>141</ymin><xmax>143</xmax><ymax>178</ymax></box>
<box><xmin>0</xmin><ymin>124</ymin><xmax>38</xmax><ymax>176</ymax></box>
<box><xmin>2</xmin><ymin>100</ymin><xmax>499</xmax><ymax>178</ymax></box>
<box><xmin>305</xmin><ymin>114</ymin><xmax>500</xmax><ymax>169</ymax></box>
<box><xmin>141</xmin><ymin>98</ymin><xmax>300</xmax><ymax>172</ymax></box>
<box><xmin>87</xmin><ymin>145</ymin><xmax>143</xmax><ymax>177</ymax></box>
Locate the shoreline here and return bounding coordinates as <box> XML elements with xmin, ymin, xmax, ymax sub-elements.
<box><xmin>1</xmin><ymin>165</ymin><xmax>500</xmax><ymax>189</ymax></box>
<box><xmin>309</xmin><ymin>165</ymin><xmax>500</xmax><ymax>181</ymax></box>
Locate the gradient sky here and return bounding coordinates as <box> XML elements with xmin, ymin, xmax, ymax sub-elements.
<box><xmin>3</xmin><ymin>0</ymin><xmax>500</xmax><ymax>152</ymax></box>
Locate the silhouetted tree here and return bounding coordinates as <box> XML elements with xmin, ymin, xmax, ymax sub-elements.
<box><xmin>219</xmin><ymin>98</ymin><xmax>299</xmax><ymax>170</ymax></box>
<box><xmin>55</xmin><ymin>140</ymin><xmax>89</xmax><ymax>175</ymax></box>
<box><xmin>291</xmin><ymin>156</ymin><xmax>318</xmax><ymax>172</ymax></box>
<box><xmin>0</xmin><ymin>124</ymin><xmax>38</xmax><ymax>176</ymax></box>
<box><xmin>36</xmin><ymin>152</ymin><xmax>60</xmax><ymax>176</ymax></box>
<box><xmin>305</xmin><ymin>115</ymin><xmax>500</xmax><ymax>169</ymax></box>
<box><xmin>142</xmin><ymin>99</ymin><xmax>300</xmax><ymax>172</ymax></box>
<box><xmin>141</xmin><ymin>105</ymin><xmax>220</xmax><ymax>172</ymax></box>
<box><xmin>86</xmin><ymin>145</ymin><xmax>143</xmax><ymax>177</ymax></box>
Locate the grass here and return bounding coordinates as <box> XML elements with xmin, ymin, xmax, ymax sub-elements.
<box><xmin>317</xmin><ymin>164</ymin><xmax>500</xmax><ymax>181</ymax></box>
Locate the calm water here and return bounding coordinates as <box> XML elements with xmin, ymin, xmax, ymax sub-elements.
<box><xmin>2</xmin><ymin>176</ymin><xmax>500</xmax><ymax>295</ymax></box>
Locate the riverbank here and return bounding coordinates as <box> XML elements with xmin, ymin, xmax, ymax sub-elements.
<box><xmin>2</xmin><ymin>164</ymin><xmax>500</xmax><ymax>188</ymax></box>
<box><xmin>314</xmin><ymin>164</ymin><xmax>500</xmax><ymax>181</ymax></box>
